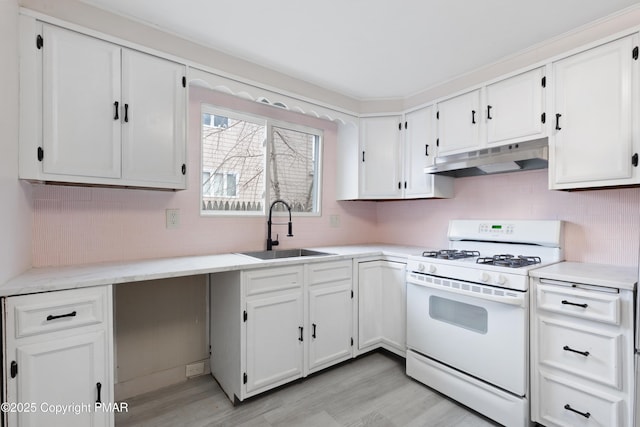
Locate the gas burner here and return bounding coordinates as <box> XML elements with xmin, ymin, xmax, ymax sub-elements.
<box><xmin>422</xmin><ymin>250</ymin><xmax>480</xmax><ymax>260</ymax></box>
<box><xmin>476</xmin><ymin>255</ymin><xmax>542</xmax><ymax>268</ymax></box>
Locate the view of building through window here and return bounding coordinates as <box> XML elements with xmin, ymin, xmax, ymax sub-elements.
<box><xmin>201</xmin><ymin>107</ymin><xmax>321</xmax><ymax>215</ymax></box>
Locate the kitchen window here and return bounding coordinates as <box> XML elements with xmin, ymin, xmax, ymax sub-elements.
<box><xmin>201</xmin><ymin>106</ymin><xmax>322</xmax><ymax>215</ymax></box>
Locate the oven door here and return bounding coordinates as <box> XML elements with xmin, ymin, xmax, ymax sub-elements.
<box><xmin>406</xmin><ymin>275</ymin><xmax>528</xmax><ymax>396</ymax></box>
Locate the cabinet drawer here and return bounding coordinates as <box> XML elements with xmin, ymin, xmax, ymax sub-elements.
<box><xmin>537</xmin><ymin>283</ymin><xmax>620</xmax><ymax>325</ymax></box>
<box><xmin>7</xmin><ymin>286</ymin><xmax>108</xmax><ymax>338</ymax></box>
<box><xmin>538</xmin><ymin>316</ymin><xmax>622</xmax><ymax>389</ymax></box>
<box><xmin>538</xmin><ymin>372</ymin><xmax>622</xmax><ymax>427</ymax></box>
<box><xmin>244</xmin><ymin>266</ymin><xmax>303</xmax><ymax>296</ymax></box>
<box><xmin>307</xmin><ymin>260</ymin><xmax>352</xmax><ymax>286</ymax></box>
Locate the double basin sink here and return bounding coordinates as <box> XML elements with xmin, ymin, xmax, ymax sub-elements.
<box><xmin>239</xmin><ymin>248</ymin><xmax>333</xmax><ymax>260</ymax></box>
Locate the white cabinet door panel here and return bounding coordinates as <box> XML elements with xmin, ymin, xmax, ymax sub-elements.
<box><xmin>42</xmin><ymin>24</ymin><xmax>121</xmax><ymax>178</ymax></box>
<box><xmin>360</xmin><ymin>116</ymin><xmax>402</xmax><ymax>198</ymax></box>
<box><xmin>437</xmin><ymin>89</ymin><xmax>481</xmax><ymax>155</ymax></box>
<box><xmin>404</xmin><ymin>106</ymin><xmax>436</xmax><ymax>197</ymax></box>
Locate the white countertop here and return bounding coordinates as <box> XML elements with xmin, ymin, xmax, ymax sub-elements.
<box><xmin>0</xmin><ymin>244</ymin><xmax>424</xmax><ymax>297</ymax></box>
<box><xmin>530</xmin><ymin>261</ymin><xmax>638</xmax><ymax>291</ymax></box>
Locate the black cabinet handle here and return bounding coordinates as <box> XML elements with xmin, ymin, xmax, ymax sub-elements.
<box><xmin>46</xmin><ymin>311</ymin><xmax>77</xmax><ymax>321</ymax></box>
<box><xmin>471</xmin><ymin>110</ymin><xmax>476</xmax><ymax>124</ymax></box>
<box><xmin>564</xmin><ymin>404</ymin><xmax>590</xmax><ymax>419</ymax></box>
<box><xmin>96</xmin><ymin>382</ymin><xmax>102</xmax><ymax>404</ymax></box>
<box><xmin>425</xmin><ymin>144</ymin><xmax>429</xmax><ymax>156</ymax></box>
<box><xmin>113</xmin><ymin>101</ymin><xmax>119</xmax><ymax>120</ymax></box>
<box><xmin>563</xmin><ymin>345</ymin><xmax>590</xmax><ymax>357</ymax></box>
<box><xmin>633</xmin><ymin>153</ymin><xmax>638</xmax><ymax>167</ymax></box>
<box><xmin>555</xmin><ymin>113</ymin><xmax>562</xmax><ymax>130</ymax></box>
<box><xmin>487</xmin><ymin>105</ymin><xmax>492</xmax><ymax>120</ymax></box>
<box><xmin>398</xmin><ymin>182</ymin><xmax>401</xmax><ymax>190</ymax></box>
<box><xmin>362</xmin><ymin>151</ymin><xmax>365</xmax><ymax>163</ymax></box>
<box><xmin>561</xmin><ymin>299</ymin><xmax>588</xmax><ymax>308</ymax></box>
<box><xmin>312</xmin><ymin>323</ymin><xmax>317</xmax><ymax>339</ymax></box>
<box><xmin>298</xmin><ymin>326</ymin><xmax>303</xmax><ymax>342</ymax></box>
<box><xmin>124</xmin><ymin>104</ymin><xmax>129</xmax><ymax>123</ymax></box>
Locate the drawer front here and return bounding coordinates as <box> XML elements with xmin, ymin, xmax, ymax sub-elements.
<box><xmin>245</xmin><ymin>266</ymin><xmax>303</xmax><ymax>296</ymax></box>
<box><xmin>537</xmin><ymin>283</ymin><xmax>620</xmax><ymax>325</ymax></box>
<box><xmin>8</xmin><ymin>286</ymin><xmax>108</xmax><ymax>338</ymax></box>
<box><xmin>307</xmin><ymin>260</ymin><xmax>352</xmax><ymax>286</ymax></box>
<box><xmin>538</xmin><ymin>372</ymin><xmax>622</xmax><ymax>427</ymax></box>
<box><xmin>538</xmin><ymin>316</ymin><xmax>622</xmax><ymax>389</ymax></box>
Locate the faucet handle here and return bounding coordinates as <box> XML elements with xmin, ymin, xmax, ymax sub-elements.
<box><xmin>272</xmin><ymin>234</ymin><xmax>279</xmax><ymax>247</ymax></box>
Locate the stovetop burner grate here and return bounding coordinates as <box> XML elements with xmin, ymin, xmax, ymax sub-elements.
<box><xmin>476</xmin><ymin>254</ymin><xmax>542</xmax><ymax>268</ymax></box>
<box><xmin>422</xmin><ymin>250</ymin><xmax>480</xmax><ymax>260</ymax></box>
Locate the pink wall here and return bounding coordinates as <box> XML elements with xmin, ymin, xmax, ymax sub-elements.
<box><xmin>31</xmin><ymin>87</ymin><xmax>379</xmax><ymax>267</ymax></box>
<box><xmin>377</xmin><ymin>169</ymin><xmax>640</xmax><ymax>267</ymax></box>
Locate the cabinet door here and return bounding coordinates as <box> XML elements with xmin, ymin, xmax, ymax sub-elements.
<box><xmin>308</xmin><ymin>284</ymin><xmax>352</xmax><ymax>373</ymax></box>
<box><xmin>121</xmin><ymin>50</ymin><xmax>186</xmax><ymax>188</ymax></box>
<box><xmin>6</xmin><ymin>331</ymin><xmax>111</xmax><ymax>427</ymax></box>
<box><xmin>380</xmin><ymin>261</ymin><xmax>407</xmax><ymax>353</ymax></box>
<box><xmin>41</xmin><ymin>24</ymin><xmax>121</xmax><ymax>178</ymax></box>
<box><xmin>404</xmin><ymin>106</ymin><xmax>437</xmax><ymax>197</ymax></box>
<box><xmin>486</xmin><ymin>68</ymin><xmax>545</xmax><ymax>146</ymax></box>
<box><xmin>358</xmin><ymin>261</ymin><xmax>383</xmax><ymax>349</ymax></box>
<box><xmin>437</xmin><ymin>89</ymin><xmax>481</xmax><ymax>155</ymax></box>
<box><xmin>552</xmin><ymin>35</ymin><xmax>637</xmax><ymax>189</ymax></box>
<box><xmin>359</xmin><ymin>116</ymin><xmax>402</xmax><ymax>198</ymax></box>
<box><xmin>245</xmin><ymin>292</ymin><xmax>303</xmax><ymax>394</ymax></box>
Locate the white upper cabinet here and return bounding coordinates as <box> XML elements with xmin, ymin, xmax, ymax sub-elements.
<box><xmin>403</xmin><ymin>107</ymin><xmax>453</xmax><ymax>198</ymax></box>
<box><xmin>436</xmin><ymin>89</ymin><xmax>482</xmax><ymax>156</ymax></box>
<box><xmin>486</xmin><ymin>68</ymin><xmax>546</xmax><ymax>146</ymax></box>
<box><xmin>359</xmin><ymin>116</ymin><xmax>403</xmax><ymax>199</ymax></box>
<box><xmin>550</xmin><ymin>35</ymin><xmax>639</xmax><ymax>190</ymax></box>
<box><xmin>19</xmin><ymin>20</ymin><xmax>187</xmax><ymax>190</ymax></box>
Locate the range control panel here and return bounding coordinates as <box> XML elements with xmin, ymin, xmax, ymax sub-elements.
<box><xmin>478</xmin><ymin>223</ymin><xmax>514</xmax><ymax>235</ymax></box>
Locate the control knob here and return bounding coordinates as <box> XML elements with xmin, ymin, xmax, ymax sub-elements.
<box><xmin>496</xmin><ymin>274</ymin><xmax>506</xmax><ymax>285</ymax></box>
<box><xmin>481</xmin><ymin>272</ymin><xmax>490</xmax><ymax>283</ymax></box>
<box><xmin>429</xmin><ymin>264</ymin><xmax>437</xmax><ymax>274</ymax></box>
<box><xmin>418</xmin><ymin>263</ymin><xmax>425</xmax><ymax>272</ymax></box>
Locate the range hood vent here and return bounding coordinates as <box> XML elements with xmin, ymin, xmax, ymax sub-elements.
<box><xmin>424</xmin><ymin>138</ymin><xmax>548</xmax><ymax>178</ymax></box>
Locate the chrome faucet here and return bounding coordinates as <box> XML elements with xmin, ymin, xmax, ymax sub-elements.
<box><xmin>267</xmin><ymin>199</ymin><xmax>293</xmax><ymax>250</ymax></box>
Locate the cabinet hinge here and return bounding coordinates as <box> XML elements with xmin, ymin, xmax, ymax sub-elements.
<box><xmin>436</xmin><ymin>138</ymin><xmax>439</xmax><ymax>147</ymax></box>
<box><xmin>181</xmin><ymin>164</ymin><xmax>186</xmax><ymax>175</ymax></box>
<box><xmin>182</xmin><ymin>76</ymin><xmax>186</xmax><ymax>87</ymax></box>
<box><xmin>541</xmin><ymin>112</ymin><xmax>546</xmax><ymax>124</ymax></box>
<box><xmin>633</xmin><ymin>46</ymin><xmax>639</xmax><ymax>60</ymax></box>
<box><xmin>10</xmin><ymin>361</ymin><xmax>17</xmax><ymax>378</ymax></box>
<box><xmin>398</xmin><ymin>122</ymin><xmax>401</xmax><ymax>131</ymax></box>
<box><xmin>243</xmin><ymin>373</ymin><xmax>247</xmax><ymax>384</ymax></box>
<box><xmin>436</xmin><ymin>111</ymin><xmax>439</xmax><ymax>120</ymax></box>
<box><xmin>243</xmin><ymin>310</ymin><xmax>247</xmax><ymax>322</ymax></box>
<box><xmin>351</xmin><ymin>290</ymin><xmax>354</xmax><ymax>299</ymax></box>
<box><xmin>404</xmin><ymin>121</ymin><xmax>407</xmax><ymax>130</ymax></box>
<box><xmin>350</xmin><ymin>338</ymin><xmax>353</xmax><ymax>346</ymax></box>
<box><xmin>541</xmin><ymin>76</ymin><xmax>546</xmax><ymax>87</ymax></box>
<box><xmin>37</xmin><ymin>147</ymin><xmax>44</xmax><ymax>162</ymax></box>
<box><xmin>36</xmin><ymin>34</ymin><xmax>43</xmax><ymax>50</ymax></box>
<box><xmin>632</xmin><ymin>153</ymin><xmax>638</xmax><ymax>167</ymax></box>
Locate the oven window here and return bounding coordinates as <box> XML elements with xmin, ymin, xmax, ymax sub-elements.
<box><xmin>429</xmin><ymin>295</ymin><xmax>488</xmax><ymax>334</ymax></box>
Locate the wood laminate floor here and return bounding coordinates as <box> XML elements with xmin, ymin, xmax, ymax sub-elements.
<box><xmin>115</xmin><ymin>351</ymin><xmax>499</xmax><ymax>427</ymax></box>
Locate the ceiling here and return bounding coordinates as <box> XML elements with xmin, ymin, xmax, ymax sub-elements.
<box><xmin>80</xmin><ymin>0</ymin><xmax>640</xmax><ymax>101</ymax></box>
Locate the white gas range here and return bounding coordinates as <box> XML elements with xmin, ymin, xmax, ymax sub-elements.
<box><xmin>405</xmin><ymin>219</ymin><xmax>563</xmax><ymax>427</ymax></box>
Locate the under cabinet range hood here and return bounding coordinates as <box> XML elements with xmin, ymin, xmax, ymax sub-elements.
<box><xmin>425</xmin><ymin>138</ymin><xmax>548</xmax><ymax>178</ymax></box>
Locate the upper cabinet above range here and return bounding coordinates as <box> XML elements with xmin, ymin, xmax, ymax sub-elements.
<box><xmin>19</xmin><ymin>18</ymin><xmax>187</xmax><ymax>190</ymax></box>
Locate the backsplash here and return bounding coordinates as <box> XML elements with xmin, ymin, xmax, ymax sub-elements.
<box><xmin>377</xmin><ymin>169</ymin><xmax>640</xmax><ymax>267</ymax></box>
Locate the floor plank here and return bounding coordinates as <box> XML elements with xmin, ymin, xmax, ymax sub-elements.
<box><xmin>115</xmin><ymin>352</ymin><xmax>499</xmax><ymax>427</ymax></box>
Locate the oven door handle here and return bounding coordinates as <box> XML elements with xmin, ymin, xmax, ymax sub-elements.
<box><xmin>407</xmin><ymin>279</ymin><xmax>526</xmax><ymax>308</ymax></box>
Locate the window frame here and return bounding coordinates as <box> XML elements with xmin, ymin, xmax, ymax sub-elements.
<box><xmin>200</xmin><ymin>105</ymin><xmax>323</xmax><ymax>218</ymax></box>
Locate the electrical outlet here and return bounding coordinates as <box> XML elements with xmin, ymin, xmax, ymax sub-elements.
<box><xmin>186</xmin><ymin>362</ymin><xmax>205</xmax><ymax>377</ymax></box>
<box><xmin>329</xmin><ymin>214</ymin><xmax>340</xmax><ymax>228</ymax></box>
<box><xmin>166</xmin><ymin>209</ymin><xmax>180</xmax><ymax>229</ymax></box>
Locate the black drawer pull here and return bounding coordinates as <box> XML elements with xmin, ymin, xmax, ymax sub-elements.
<box><xmin>563</xmin><ymin>345</ymin><xmax>589</xmax><ymax>357</ymax></box>
<box><xmin>113</xmin><ymin>101</ymin><xmax>119</xmax><ymax>120</ymax></box>
<box><xmin>46</xmin><ymin>311</ymin><xmax>77</xmax><ymax>321</ymax></box>
<box><xmin>564</xmin><ymin>404</ymin><xmax>590</xmax><ymax>419</ymax></box>
<box><xmin>312</xmin><ymin>323</ymin><xmax>317</xmax><ymax>339</ymax></box>
<box><xmin>561</xmin><ymin>299</ymin><xmax>588</xmax><ymax>308</ymax></box>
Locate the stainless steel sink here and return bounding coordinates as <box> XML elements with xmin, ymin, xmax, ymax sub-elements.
<box><xmin>239</xmin><ymin>249</ymin><xmax>333</xmax><ymax>260</ymax></box>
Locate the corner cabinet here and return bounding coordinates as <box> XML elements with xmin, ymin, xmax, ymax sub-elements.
<box><xmin>210</xmin><ymin>260</ymin><xmax>354</xmax><ymax>403</ymax></box>
<box><xmin>3</xmin><ymin>286</ymin><xmax>114</xmax><ymax>427</ymax></box>
<box><xmin>19</xmin><ymin>18</ymin><xmax>187</xmax><ymax>190</ymax></box>
<box><xmin>357</xmin><ymin>114</ymin><xmax>453</xmax><ymax>200</ymax></box>
<box><xmin>550</xmin><ymin>34</ymin><xmax>639</xmax><ymax>190</ymax></box>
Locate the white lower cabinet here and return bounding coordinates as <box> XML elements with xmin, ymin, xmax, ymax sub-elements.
<box><xmin>531</xmin><ymin>278</ymin><xmax>633</xmax><ymax>427</ymax></box>
<box><xmin>357</xmin><ymin>260</ymin><xmax>406</xmax><ymax>356</ymax></box>
<box><xmin>210</xmin><ymin>260</ymin><xmax>353</xmax><ymax>402</ymax></box>
<box><xmin>3</xmin><ymin>286</ymin><xmax>114</xmax><ymax>427</ymax></box>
